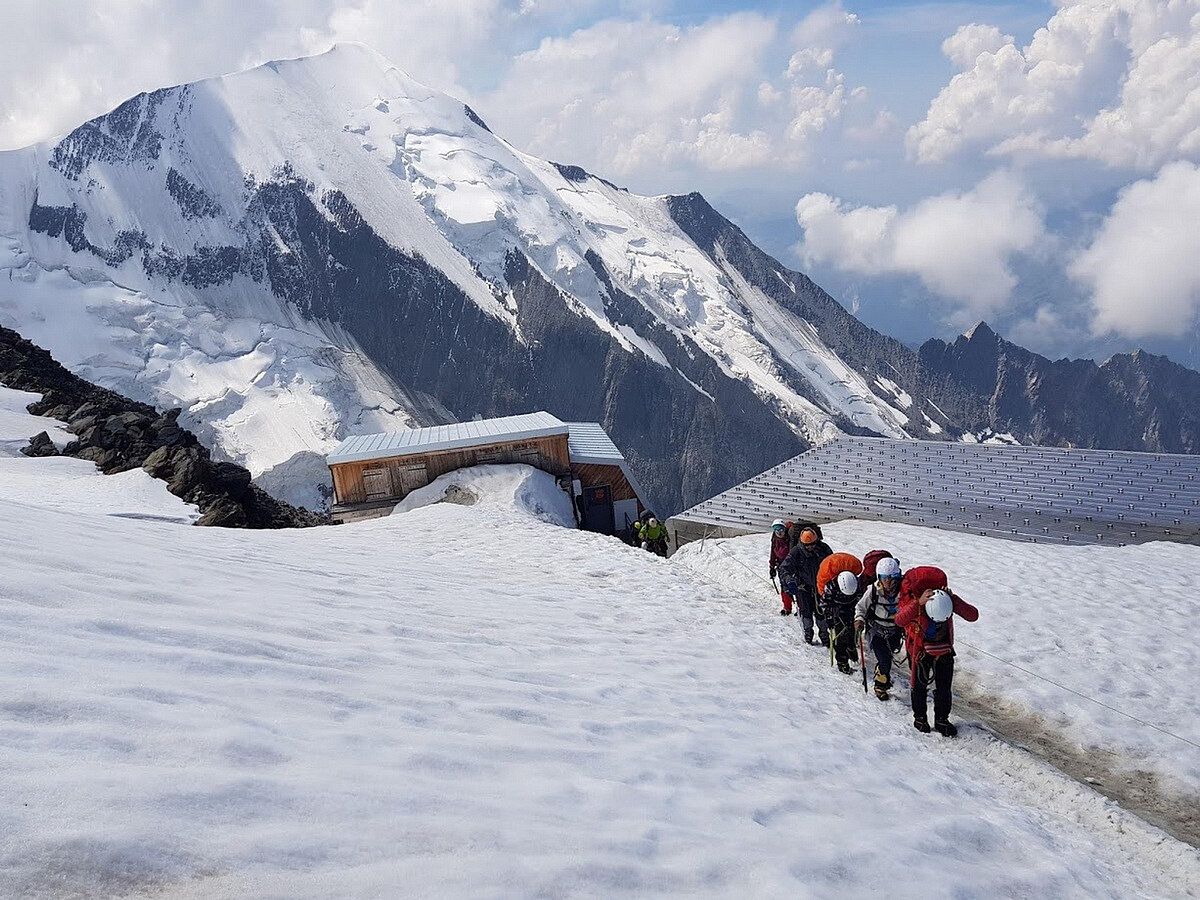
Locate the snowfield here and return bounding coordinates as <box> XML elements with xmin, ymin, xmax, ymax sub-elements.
<box><xmin>1</xmin><ymin>407</ymin><xmax>1198</xmax><ymax>896</ymax></box>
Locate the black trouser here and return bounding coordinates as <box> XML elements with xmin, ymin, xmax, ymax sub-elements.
<box><xmin>830</xmin><ymin>614</ymin><xmax>856</xmax><ymax>666</ymax></box>
<box><xmin>911</xmin><ymin>651</ymin><xmax>955</xmax><ymax>722</ymax></box>
<box><xmin>869</xmin><ymin>627</ymin><xmax>903</xmax><ymax>685</ymax></box>
<box><xmin>796</xmin><ymin>587</ymin><xmax>827</xmax><ymax>643</ymax></box>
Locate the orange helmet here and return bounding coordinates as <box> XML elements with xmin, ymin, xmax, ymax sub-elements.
<box><xmin>799</xmin><ymin>528</ymin><xmax>818</xmax><ymax>545</ymax></box>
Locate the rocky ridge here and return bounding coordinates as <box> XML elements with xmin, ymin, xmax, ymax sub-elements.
<box><xmin>0</xmin><ymin>325</ymin><xmax>328</xmax><ymax>528</ymax></box>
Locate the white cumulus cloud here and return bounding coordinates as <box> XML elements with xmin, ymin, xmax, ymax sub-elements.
<box><xmin>1071</xmin><ymin>161</ymin><xmax>1200</xmax><ymax>338</ymax></box>
<box><xmin>795</xmin><ymin>171</ymin><xmax>1045</xmax><ymax>320</ymax></box>
<box><xmin>909</xmin><ymin>0</ymin><xmax>1200</xmax><ymax>169</ymax></box>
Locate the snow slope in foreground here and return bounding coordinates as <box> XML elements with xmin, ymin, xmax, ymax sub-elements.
<box><xmin>1</xmin><ymin>465</ymin><xmax>1198</xmax><ymax>897</ymax></box>
<box><xmin>674</xmin><ymin>523</ymin><xmax>1200</xmax><ymax>801</ymax></box>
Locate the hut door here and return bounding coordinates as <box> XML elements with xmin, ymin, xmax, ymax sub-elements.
<box><xmin>581</xmin><ymin>484</ymin><xmax>615</xmax><ymax>534</ymax></box>
<box><xmin>362</xmin><ymin>467</ymin><xmax>394</xmax><ymax>501</ymax></box>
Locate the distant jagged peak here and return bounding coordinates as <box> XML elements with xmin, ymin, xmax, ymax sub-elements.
<box><xmin>963</xmin><ymin>321</ymin><xmax>997</xmax><ymax>342</ymax></box>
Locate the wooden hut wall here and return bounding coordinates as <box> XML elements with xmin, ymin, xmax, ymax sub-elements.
<box><xmin>571</xmin><ymin>463</ymin><xmax>638</xmax><ymax>501</ymax></box>
<box><xmin>330</xmin><ymin>434</ymin><xmax>571</xmax><ymax>506</ymax></box>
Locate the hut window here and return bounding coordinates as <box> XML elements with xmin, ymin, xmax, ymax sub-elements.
<box><xmin>362</xmin><ymin>467</ymin><xmax>394</xmax><ymax>501</ymax></box>
<box><xmin>397</xmin><ymin>463</ymin><xmax>428</xmax><ymax>494</ymax></box>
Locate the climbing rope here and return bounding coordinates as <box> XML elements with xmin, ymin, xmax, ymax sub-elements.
<box><xmin>955</xmin><ymin>638</ymin><xmax>1200</xmax><ymax>752</ymax></box>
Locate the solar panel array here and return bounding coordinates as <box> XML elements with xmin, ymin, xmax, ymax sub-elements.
<box><xmin>676</xmin><ymin>437</ymin><xmax>1200</xmax><ymax>547</ymax></box>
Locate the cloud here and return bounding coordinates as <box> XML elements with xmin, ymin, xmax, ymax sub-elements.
<box><xmin>1070</xmin><ymin>161</ymin><xmax>1200</xmax><ymax>338</ymax></box>
<box><xmin>941</xmin><ymin>23</ymin><xmax>1013</xmax><ymax>69</ymax></box>
<box><xmin>795</xmin><ymin>170</ymin><xmax>1045</xmax><ymax>320</ymax></box>
<box><xmin>0</xmin><ymin>0</ymin><xmax>533</xmax><ymax>148</ymax></box>
<box><xmin>485</xmin><ymin>14</ymin><xmax>780</xmax><ymax>175</ymax></box>
<box><xmin>908</xmin><ymin>1</ymin><xmax>1200</xmax><ymax>169</ymax></box>
<box><xmin>481</xmin><ymin>5</ymin><xmax>867</xmax><ymax>177</ymax></box>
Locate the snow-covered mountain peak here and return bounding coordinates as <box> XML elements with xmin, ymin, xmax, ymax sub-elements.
<box><xmin>0</xmin><ymin>44</ymin><xmax>955</xmax><ymax>512</ymax></box>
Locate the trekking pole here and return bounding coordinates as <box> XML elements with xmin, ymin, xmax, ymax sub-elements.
<box><xmin>858</xmin><ymin>630</ymin><xmax>868</xmax><ymax>693</ymax></box>
<box><xmin>828</xmin><ymin>624</ymin><xmax>836</xmax><ymax>667</ymax></box>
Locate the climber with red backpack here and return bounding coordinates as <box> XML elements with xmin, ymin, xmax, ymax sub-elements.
<box><xmin>854</xmin><ymin>553</ymin><xmax>904</xmax><ymax>701</ymax></box>
<box><xmin>895</xmin><ymin>566</ymin><xmax>979</xmax><ymax>737</ymax></box>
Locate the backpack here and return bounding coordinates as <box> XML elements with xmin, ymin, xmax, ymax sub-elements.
<box><xmin>861</xmin><ymin>549</ymin><xmax>893</xmax><ymax>581</ymax></box>
<box><xmin>816</xmin><ymin>552</ymin><xmax>863</xmax><ymax>597</ymax></box>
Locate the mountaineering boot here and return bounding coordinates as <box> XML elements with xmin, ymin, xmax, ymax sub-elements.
<box><xmin>837</xmin><ymin>660</ymin><xmax>852</xmax><ymax>674</ymax></box>
<box><xmin>913</xmin><ymin>715</ymin><xmax>931</xmax><ymax>733</ymax></box>
<box><xmin>780</xmin><ymin>609</ymin><xmax>790</xmax><ymax>616</ymax></box>
<box><xmin>803</xmin><ymin>632</ymin><xmax>815</xmax><ymax>644</ymax></box>
<box><xmin>873</xmin><ymin>672</ymin><xmax>890</xmax><ymax>701</ymax></box>
<box><xmin>934</xmin><ymin>720</ymin><xmax>958</xmax><ymax>738</ymax></box>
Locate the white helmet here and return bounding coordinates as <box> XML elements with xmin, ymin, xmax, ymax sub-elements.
<box><xmin>648</xmin><ymin>517</ymin><xmax>658</xmax><ymax>527</ymax></box>
<box><xmin>836</xmin><ymin>571</ymin><xmax>859</xmax><ymax>596</ymax></box>
<box><xmin>772</xmin><ymin>518</ymin><xmax>785</xmax><ymax>529</ymax></box>
<box><xmin>876</xmin><ymin>557</ymin><xmax>902</xmax><ymax>579</ymax></box>
<box><xmin>926</xmin><ymin>589</ymin><xmax>954</xmax><ymax>622</ymax></box>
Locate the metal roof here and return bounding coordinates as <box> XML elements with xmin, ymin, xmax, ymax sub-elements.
<box><xmin>673</xmin><ymin>436</ymin><xmax>1200</xmax><ymax>547</ymax></box>
<box><xmin>565</xmin><ymin>422</ymin><xmax>651</xmax><ymax>507</ymax></box>
<box><xmin>328</xmin><ymin>411</ymin><xmax>569</xmax><ymax>465</ymax></box>
<box><xmin>565</xmin><ymin>422</ymin><xmax>623</xmax><ymax>465</ymax></box>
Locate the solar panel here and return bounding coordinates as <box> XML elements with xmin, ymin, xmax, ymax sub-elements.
<box><xmin>672</xmin><ymin>436</ymin><xmax>1200</xmax><ymax>548</ymax></box>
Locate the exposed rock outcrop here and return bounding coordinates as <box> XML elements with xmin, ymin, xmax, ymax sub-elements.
<box><xmin>1</xmin><ymin>325</ymin><xmax>328</xmax><ymax>528</ymax></box>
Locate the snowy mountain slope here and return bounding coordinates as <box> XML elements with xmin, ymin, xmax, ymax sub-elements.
<box><xmin>0</xmin><ymin>44</ymin><xmax>943</xmax><ymax>515</ymax></box>
<box><xmin>1</xmin><ymin>461</ymin><xmax>1198</xmax><ymax>896</ymax></box>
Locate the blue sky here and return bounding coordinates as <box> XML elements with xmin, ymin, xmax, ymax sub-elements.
<box><xmin>1</xmin><ymin>0</ymin><xmax>1197</xmax><ymax>368</ymax></box>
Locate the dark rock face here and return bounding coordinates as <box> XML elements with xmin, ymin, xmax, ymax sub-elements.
<box><xmin>50</xmin><ymin>88</ymin><xmax>175</xmax><ymax>180</ymax></box>
<box><xmin>463</xmin><ymin>105</ymin><xmax>491</xmax><ymax>132</ymax></box>
<box><xmin>667</xmin><ymin>192</ymin><xmax>950</xmax><ymax>439</ymax></box>
<box><xmin>29</xmin><ymin>195</ymin><xmax>150</xmax><ymax>265</ymax></box>
<box><xmin>667</xmin><ymin>192</ymin><xmax>1200</xmax><ymax>456</ymax></box>
<box><xmin>166</xmin><ymin>168</ymin><xmax>222</xmax><ymax>219</ymax></box>
<box><xmin>0</xmin><ymin>325</ymin><xmax>328</xmax><ymax>528</ymax></box>
<box><xmin>233</xmin><ymin>178</ymin><xmax>805</xmax><ymax>513</ymax></box>
<box><xmin>918</xmin><ymin>325</ymin><xmax>1200</xmax><ymax>453</ymax></box>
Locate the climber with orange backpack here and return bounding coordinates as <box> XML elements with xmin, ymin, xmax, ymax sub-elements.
<box><xmin>817</xmin><ymin>552</ymin><xmax>864</xmax><ymax>674</ymax></box>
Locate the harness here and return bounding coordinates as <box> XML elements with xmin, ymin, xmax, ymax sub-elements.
<box><xmin>865</xmin><ymin>584</ymin><xmax>900</xmax><ymax>631</ymax></box>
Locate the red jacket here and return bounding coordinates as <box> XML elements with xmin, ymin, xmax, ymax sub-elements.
<box><xmin>769</xmin><ymin>532</ymin><xmax>791</xmax><ymax>575</ymax></box>
<box><xmin>895</xmin><ymin>566</ymin><xmax>978</xmax><ymax>677</ymax></box>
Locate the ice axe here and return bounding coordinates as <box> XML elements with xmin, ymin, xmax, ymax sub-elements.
<box><xmin>858</xmin><ymin>628</ymin><xmax>868</xmax><ymax>693</ymax></box>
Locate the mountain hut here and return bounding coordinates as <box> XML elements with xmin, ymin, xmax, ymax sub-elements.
<box><xmin>326</xmin><ymin>411</ymin><xmax>649</xmax><ymax>535</ymax></box>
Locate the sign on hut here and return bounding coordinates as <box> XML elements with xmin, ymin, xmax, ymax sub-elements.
<box><xmin>326</xmin><ymin>412</ymin><xmax>650</xmax><ymax>535</ymax></box>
